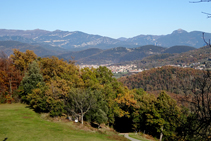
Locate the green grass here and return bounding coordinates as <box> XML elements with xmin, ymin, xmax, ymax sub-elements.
<box><xmin>0</xmin><ymin>103</ymin><xmax>116</xmax><ymax>141</ymax></box>
<box><xmin>129</xmin><ymin>133</ymin><xmax>158</xmax><ymax>141</ymax></box>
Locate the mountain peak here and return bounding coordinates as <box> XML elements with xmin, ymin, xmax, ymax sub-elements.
<box><xmin>117</xmin><ymin>37</ymin><xmax>127</xmax><ymax>41</ymax></box>
<box><xmin>172</xmin><ymin>29</ymin><xmax>188</xmax><ymax>34</ymax></box>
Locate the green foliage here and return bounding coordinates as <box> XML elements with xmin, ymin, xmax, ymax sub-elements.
<box><xmin>27</xmin><ymin>81</ymin><xmax>65</xmax><ymax>116</ymax></box>
<box><xmin>7</xmin><ymin>50</ymin><xmax>135</xmax><ymax>126</ymax></box>
<box><xmin>93</xmin><ymin>108</ymin><xmax>108</xmax><ymax>127</ymax></box>
<box><xmin>0</xmin><ymin>93</ymin><xmax>7</xmax><ymax>103</ymax></box>
<box><xmin>130</xmin><ymin>91</ymin><xmax>181</xmax><ymax>140</ymax></box>
<box><xmin>10</xmin><ymin>49</ymin><xmax>205</xmax><ymax>140</ymax></box>
<box><xmin>80</xmin><ymin>67</ymin><xmax>99</xmax><ymax>89</ymax></box>
<box><xmin>20</xmin><ymin>61</ymin><xmax>45</xmax><ymax>103</ymax></box>
<box><xmin>27</xmin><ymin>83</ymin><xmax>48</xmax><ymax>112</ymax></box>
<box><xmin>95</xmin><ymin>66</ymin><xmax>113</xmax><ymax>85</ymax></box>
<box><xmin>150</xmin><ymin>91</ymin><xmax>180</xmax><ymax>140</ymax></box>
<box><xmin>66</xmin><ymin>88</ymin><xmax>97</xmax><ymax>124</ymax></box>
<box><xmin>134</xmin><ymin>88</ymin><xmax>146</xmax><ymax>96</ymax></box>
<box><xmin>89</xmin><ymin>96</ymin><xmax>109</xmax><ymax>127</ymax></box>
<box><xmin>132</xmin><ymin>92</ymin><xmax>157</xmax><ymax>133</ymax></box>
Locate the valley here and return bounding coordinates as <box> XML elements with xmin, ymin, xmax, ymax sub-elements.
<box><xmin>2</xmin><ymin>0</ymin><xmax>211</xmax><ymax>140</ymax></box>
<box><xmin>0</xmin><ymin>28</ymin><xmax>211</xmax><ymax>141</ymax></box>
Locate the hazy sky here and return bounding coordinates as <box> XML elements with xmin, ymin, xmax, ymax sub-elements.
<box><xmin>0</xmin><ymin>0</ymin><xmax>210</xmax><ymax>38</ymax></box>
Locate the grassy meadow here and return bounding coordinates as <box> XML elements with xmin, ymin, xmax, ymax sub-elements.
<box><xmin>0</xmin><ymin>103</ymin><xmax>124</xmax><ymax>141</ymax></box>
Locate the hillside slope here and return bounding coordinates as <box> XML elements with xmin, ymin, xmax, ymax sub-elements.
<box><xmin>76</xmin><ymin>45</ymin><xmax>166</xmax><ymax>64</ymax></box>
<box><xmin>0</xmin><ymin>104</ymin><xmax>125</xmax><ymax>141</ymax></box>
<box><xmin>118</xmin><ymin>66</ymin><xmax>202</xmax><ymax>95</ymax></box>
<box><xmin>0</xmin><ymin>40</ymin><xmax>197</xmax><ymax>65</ymax></box>
<box><xmin>163</xmin><ymin>45</ymin><xmax>195</xmax><ymax>54</ymax></box>
<box><xmin>0</xmin><ymin>41</ymin><xmax>66</xmax><ymax>57</ymax></box>
<box><xmin>124</xmin><ymin>46</ymin><xmax>210</xmax><ymax>69</ymax></box>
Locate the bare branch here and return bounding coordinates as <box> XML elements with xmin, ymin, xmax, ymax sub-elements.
<box><xmin>202</xmin><ymin>12</ymin><xmax>211</xmax><ymax>18</ymax></box>
<box><xmin>202</xmin><ymin>32</ymin><xmax>211</xmax><ymax>47</ymax></box>
<box><xmin>190</xmin><ymin>0</ymin><xmax>211</xmax><ymax>18</ymax></box>
<box><xmin>190</xmin><ymin>0</ymin><xmax>211</xmax><ymax>3</ymax></box>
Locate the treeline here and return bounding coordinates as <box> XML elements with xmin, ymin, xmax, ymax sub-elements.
<box><xmin>0</xmin><ymin>49</ymin><xmax>211</xmax><ymax>140</ymax></box>
<box><xmin>118</xmin><ymin>66</ymin><xmax>203</xmax><ymax>95</ymax></box>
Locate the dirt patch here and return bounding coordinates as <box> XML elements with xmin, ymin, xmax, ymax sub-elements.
<box><xmin>143</xmin><ymin>134</ymin><xmax>157</xmax><ymax>141</ymax></box>
<box><xmin>107</xmin><ymin>134</ymin><xmax>128</xmax><ymax>141</ymax></box>
<box><xmin>72</xmin><ymin>122</ymin><xmax>97</xmax><ymax>132</ymax></box>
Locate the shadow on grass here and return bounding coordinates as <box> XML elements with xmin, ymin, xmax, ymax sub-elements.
<box><xmin>25</xmin><ymin>105</ymin><xmax>33</xmax><ymax>109</ymax></box>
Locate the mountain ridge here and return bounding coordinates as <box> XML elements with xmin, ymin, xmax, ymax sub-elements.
<box><xmin>0</xmin><ymin>29</ymin><xmax>210</xmax><ymax>50</ymax></box>
<box><xmin>59</xmin><ymin>45</ymin><xmax>195</xmax><ymax>65</ymax></box>
<box><xmin>0</xmin><ymin>40</ymin><xmax>196</xmax><ymax>65</ymax></box>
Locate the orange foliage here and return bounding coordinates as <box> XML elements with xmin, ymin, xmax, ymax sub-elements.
<box><xmin>0</xmin><ymin>51</ymin><xmax>23</xmax><ymax>103</ymax></box>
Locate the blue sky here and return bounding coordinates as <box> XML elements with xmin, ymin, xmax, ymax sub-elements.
<box><xmin>0</xmin><ymin>0</ymin><xmax>210</xmax><ymax>38</ymax></box>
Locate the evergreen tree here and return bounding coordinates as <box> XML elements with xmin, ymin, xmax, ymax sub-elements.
<box><xmin>20</xmin><ymin>61</ymin><xmax>45</xmax><ymax>103</ymax></box>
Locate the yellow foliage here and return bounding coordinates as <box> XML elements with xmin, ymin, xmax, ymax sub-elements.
<box><xmin>45</xmin><ymin>78</ymin><xmax>70</xmax><ymax>98</ymax></box>
<box><xmin>10</xmin><ymin>49</ymin><xmax>37</xmax><ymax>72</ymax></box>
<box><xmin>115</xmin><ymin>91</ymin><xmax>137</xmax><ymax>107</ymax></box>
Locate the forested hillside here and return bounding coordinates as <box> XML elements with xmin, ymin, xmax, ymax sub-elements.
<box><xmin>126</xmin><ymin>45</ymin><xmax>211</xmax><ymax>69</ymax></box>
<box><xmin>118</xmin><ymin>66</ymin><xmax>202</xmax><ymax>95</ymax></box>
<box><xmin>1</xmin><ymin>50</ymin><xmax>211</xmax><ymax>140</ymax></box>
<box><xmin>163</xmin><ymin>45</ymin><xmax>195</xmax><ymax>54</ymax></box>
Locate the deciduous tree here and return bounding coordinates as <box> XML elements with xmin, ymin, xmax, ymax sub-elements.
<box><xmin>10</xmin><ymin>49</ymin><xmax>37</xmax><ymax>73</ymax></box>
<box><xmin>67</xmin><ymin>88</ymin><xmax>97</xmax><ymax>124</ymax></box>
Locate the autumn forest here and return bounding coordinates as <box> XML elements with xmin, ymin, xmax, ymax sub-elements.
<box><xmin>0</xmin><ymin>49</ymin><xmax>211</xmax><ymax>141</ymax></box>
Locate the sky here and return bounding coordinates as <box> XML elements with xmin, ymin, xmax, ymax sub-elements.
<box><xmin>0</xmin><ymin>0</ymin><xmax>211</xmax><ymax>38</ymax></box>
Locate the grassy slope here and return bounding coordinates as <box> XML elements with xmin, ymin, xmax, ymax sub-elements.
<box><xmin>0</xmin><ymin>104</ymin><xmax>115</xmax><ymax>141</ymax></box>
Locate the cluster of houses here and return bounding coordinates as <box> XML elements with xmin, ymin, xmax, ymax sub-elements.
<box><xmin>79</xmin><ymin>59</ymin><xmax>211</xmax><ymax>74</ymax></box>
<box><xmin>79</xmin><ymin>64</ymin><xmax>144</xmax><ymax>73</ymax></box>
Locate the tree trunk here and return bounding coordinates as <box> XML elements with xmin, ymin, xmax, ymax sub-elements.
<box><xmin>160</xmin><ymin>126</ymin><xmax>163</xmax><ymax>141</ymax></box>
<box><xmin>160</xmin><ymin>132</ymin><xmax>163</xmax><ymax>141</ymax></box>
<box><xmin>81</xmin><ymin>112</ymin><xmax>83</xmax><ymax>125</ymax></box>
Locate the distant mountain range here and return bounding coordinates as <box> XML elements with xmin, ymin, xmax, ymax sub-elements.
<box><xmin>59</xmin><ymin>45</ymin><xmax>196</xmax><ymax>65</ymax></box>
<box><xmin>123</xmin><ymin>29</ymin><xmax>211</xmax><ymax>48</ymax></box>
<box><xmin>0</xmin><ymin>41</ymin><xmax>67</xmax><ymax>57</ymax></box>
<box><xmin>0</xmin><ymin>29</ymin><xmax>210</xmax><ymax>50</ymax></box>
<box><xmin>0</xmin><ymin>40</ymin><xmax>196</xmax><ymax>65</ymax></box>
